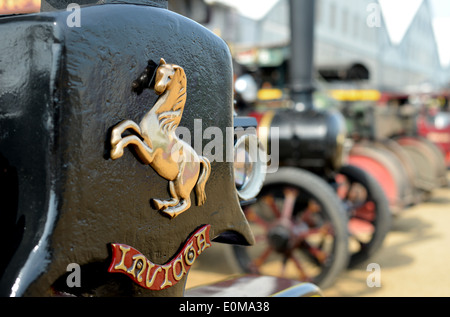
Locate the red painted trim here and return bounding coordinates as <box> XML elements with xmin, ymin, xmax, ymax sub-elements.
<box><xmin>108</xmin><ymin>224</ymin><xmax>211</xmax><ymax>290</ymax></box>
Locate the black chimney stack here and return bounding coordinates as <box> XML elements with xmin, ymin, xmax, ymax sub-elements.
<box><xmin>288</xmin><ymin>0</ymin><xmax>316</xmax><ymax>111</ymax></box>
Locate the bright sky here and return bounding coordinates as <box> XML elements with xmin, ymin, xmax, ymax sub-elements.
<box><xmin>379</xmin><ymin>0</ymin><xmax>450</xmax><ymax>67</ymax></box>
<box><xmin>208</xmin><ymin>0</ymin><xmax>450</xmax><ymax>68</ymax></box>
<box><xmin>429</xmin><ymin>0</ymin><xmax>450</xmax><ymax>67</ymax></box>
<box><xmin>378</xmin><ymin>0</ymin><xmax>422</xmax><ymax>44</ymax></box>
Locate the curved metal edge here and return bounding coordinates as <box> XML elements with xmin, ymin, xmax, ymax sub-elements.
<box><xmin>270</xmin><ymin>282</ymin><xmax>324</xmax><ymax>297</ymax></box>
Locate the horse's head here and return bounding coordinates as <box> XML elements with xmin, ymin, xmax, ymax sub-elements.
<box><xmin>154</xmin><ymin>58</ymin><xmax>176</xmax><ymax>95</ymax></box>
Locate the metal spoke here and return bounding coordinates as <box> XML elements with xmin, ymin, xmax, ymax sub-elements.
<box><xmin>354</xmin><ymin>201</ymin><xmax>376</xmax><ymax>222</ymax></box>
<box><xmin>345</xmin><ymin>181</ymin><xmax>357</xmax><ymax>201</ymax></box>
<box><xmin>245</xmin><ymin>206</ymin><xmax>271</xmax><ymax>230</ymax></box>
<box><xmin>335</xmin><ymin>175</ymin><xmax>351</xmax><ymax>200</ymax></box>
<box><xmin>238</xmin><ymin>181</ymin><xmax>343</xmax><ymax>287</ymax></box>
<box><xmin>289</xmin><ymin>252</ymin><xmax>311</xmax><ymax>281</ymax></box>
<box><xmin>251</xmin><ymin>246</ymin><xmax>273</xmax><ymax>270</ymax></box>
<box><xmin>281</xmin><ymin>187</ymin><xmax>299</xmax><ymax>221</ymax></box>
<box><xmin>301</xmin><ymin>240</ymin><xmax>329</xmax><ymax>264</ymax></box>
<box><xmin>253</xmin><ymin>233</ymin><xmax>268</xmax><ymax>244</ymax></box>
<box><xmin>262</xmin><ymin>194</ymin><xmax>281</xmax><ymax>218</ymax></box>
<box><xmin>280</xmin><ymin>256</ymin><xmax>288</xmax><ymax>278</ymax></box>
<box><xmin>297</xmin><ymin>201</ymin><xmax>321</xmax><ymax>227</ymax></box>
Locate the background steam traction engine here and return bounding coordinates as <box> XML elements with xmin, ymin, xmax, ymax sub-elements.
<box><xmin>0</xmin><ymin>0</ymin><xmax>323</xmax><ymax>297</ymax></box>
<box><xmin>336</xmin><ymin>90</ymin><xmax>448</xmax><ymax>215</ymax></box>
<box><xmin>232</xmin><ymin>0</ymin><xmax>391</xmax><ymax>289</ymax></box>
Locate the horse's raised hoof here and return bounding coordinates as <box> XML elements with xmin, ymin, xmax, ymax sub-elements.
<box><xmin>110</xmin><ymin>146</ymin><xmax>124</xmax><ymax>160</ymax></box>
<box><xmin>110</xmin><ymin>130</ymin><xmax>123</xmax><ymax>147</ymax></box>
<box><xmin>151</xmin><ymin>198</ymin><xmax>167</xmax><ymax>211</ymax></box>
<box><xmin>162</xmin><ymin>210</ymin><xmax>177</xmax><ymax>219</ymax></box>
<box><xmin>153</xmin><ymin>201</ymin><xmax>177</xmax><ymax>219</ymax></box>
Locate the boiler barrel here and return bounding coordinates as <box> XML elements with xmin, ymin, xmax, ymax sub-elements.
<box><xmin>265</xmin><ymin>108</ymin><xmax>347</xmax><ymax>173</ymax></box>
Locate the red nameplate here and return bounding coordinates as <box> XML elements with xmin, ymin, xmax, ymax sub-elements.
<box><xmin>108</xmin><ymin>224</ymin><xmax>211</xmax><ymax>290</ymax></box>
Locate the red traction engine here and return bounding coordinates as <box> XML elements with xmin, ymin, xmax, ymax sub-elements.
<box><xmin>416</xmin><ymin>105</ymin><xmax>450</xmax><ymax>168</ymax></box>
<box><xmin>337</xmin><ymin>91</ymin><xmax>448</xmax><ymax>215</ymax></box>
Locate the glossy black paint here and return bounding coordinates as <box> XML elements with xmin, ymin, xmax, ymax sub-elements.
<box><xmin>288</xmin><ymin>0</ymin><xmax>316</xmax><ymax>108</ymax></box>
<box><xmin>270</xmin><ymin>108</ymin><xmax>347</xmax><ymax>176</ymax></box>
<box><xmin>0</xmin><ymin>2</ymin><xmax>253</xmax><ymax>297</ymax></box>
<box><xmin>41</xmin><ymin>0</ymin><xmax>168</xmax><ymax>10</ymax></box>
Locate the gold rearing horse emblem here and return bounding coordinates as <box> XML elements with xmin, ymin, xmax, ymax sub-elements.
<box><xmin>110</xmin><ymin>58</ymin><xmax>211</xmax><ymax>218</ymax></box>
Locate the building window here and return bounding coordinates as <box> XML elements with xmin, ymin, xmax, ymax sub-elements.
<box><xmin>342</xmin><ymin>8</ymin><xmax>348</xmax><ymax>34</ymax></box>
<box><xmin>353</xmin><ymin>13</ymin><xmax>359</xmax><ymax>38</ymax></box>
<box><xmin>329</xmin><ymin>2</ymin><xmax>336</xmax><ymax>29</ymax></box>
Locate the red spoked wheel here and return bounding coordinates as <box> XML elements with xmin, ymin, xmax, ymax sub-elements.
<box><xmin>336</xmin><ymin>165</ymin><xmax>392</xmax><ymax>267</ymax></box>
<box><xmin>233</xmin><ymin>168</ymin><xmax>349</xmax><ymax>289</ymax></box>
<box><xmin>348</xmin><ymin>144</ymin><xmax>409</xmax><ymax>215</ymax></box>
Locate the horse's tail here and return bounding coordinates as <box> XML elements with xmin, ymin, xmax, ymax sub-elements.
<box><xmin>195</xmin><ymin>156</ymin><xmax>211</xmax><ymax>206</ymax></box>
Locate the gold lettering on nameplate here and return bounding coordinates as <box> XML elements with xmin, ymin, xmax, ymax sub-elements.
<box><xmin>108</xmin><ymin>225</ymin><xmax>211</xmax><ymax>291</ymax></box>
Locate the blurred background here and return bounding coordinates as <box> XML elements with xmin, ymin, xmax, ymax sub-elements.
<box><xmin>169</xmin><ymin>0</ymin><xmax>450</xmax><ymax>90</ymax></box>
<box><xmin>166</xmin><ymin>0</ymin><xmax>450</xmax><ymax>165</ymax></box>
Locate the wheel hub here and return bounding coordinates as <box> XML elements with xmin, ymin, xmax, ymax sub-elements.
<box><xmin>268</xmin><ymin>225</ymin><xmax>291</xmax><ymax>253</ymax></box>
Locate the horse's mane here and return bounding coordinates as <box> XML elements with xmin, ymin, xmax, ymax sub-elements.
<box><xmin>156</xmin><ymin>66</ymin><xmax>187</xmax><ymax>134</ymax></box>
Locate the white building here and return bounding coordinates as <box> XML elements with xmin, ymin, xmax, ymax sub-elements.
<box><xmin>175</xmin><ymin>0</ymin><xmax>450</xmax><ymax>91</ymax></box>
<box><xmin>316</xmin><ymin>0</ymin><xmax>445</xmax><ymax>91</ymax></box>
